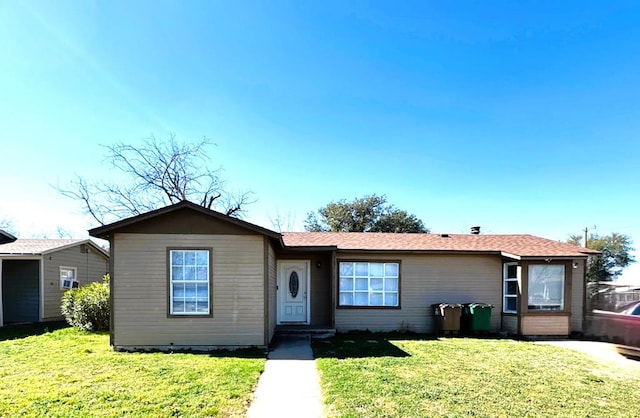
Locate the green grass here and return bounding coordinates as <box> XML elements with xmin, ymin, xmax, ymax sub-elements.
<box><xmin>313</xmin><ymin>332</ymin><xmax>640</xmax><ymax>418</ymax></box>
<box><xmin>0</xmin><ymin>324</ymin><xmax>265</xmax><ymax>417</ymax></box>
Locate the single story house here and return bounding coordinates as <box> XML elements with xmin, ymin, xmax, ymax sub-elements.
<box><xmin>0</xmin><ymin>230</ymin><xmax>109</xmax><ymax>327</ymax></box>
<box><xmin>89</xmin><ymin>201</ymin><xmax>599</xmax><ymax>351</ymax></box>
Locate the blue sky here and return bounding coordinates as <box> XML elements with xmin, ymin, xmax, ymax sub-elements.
<box><xmin>1</xmin><ymin>1</ymin><xmax>640</xmax><ymax>281</ymax></box>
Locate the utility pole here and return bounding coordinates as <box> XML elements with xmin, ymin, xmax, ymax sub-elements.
<box><xmin>583</xmin><ymin>227</ymin><xmax>589</xmax><ymax>248</ymax></box>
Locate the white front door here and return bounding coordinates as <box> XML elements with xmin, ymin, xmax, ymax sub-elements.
<box><xmin>277</xmin><ymin>260</ymin><xmax>310</xmax><ymax>324</ymax></box>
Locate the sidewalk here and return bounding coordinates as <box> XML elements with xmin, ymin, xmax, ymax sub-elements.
<box><xmin>247</xmin><ymin>336</ymin><xmax>324</xmax><ymax>418</ymax></box>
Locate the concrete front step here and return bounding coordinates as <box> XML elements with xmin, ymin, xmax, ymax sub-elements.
<box><xmin>275</xmin><ymin>326</ymin><xmax>336</xmax><ymax>339</ymax></box>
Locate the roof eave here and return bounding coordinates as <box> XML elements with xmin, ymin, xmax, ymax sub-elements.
<box><xmin>280</xmin><ymin>245</ymin><xmax>338</xmax><ymax>252</ymax></box>
<box><xmin>39</xmin><ymin>239</ymin><xmax>109</xmax><ymax>259</ymax></box>
<box><xmin>517</xmin><ymin>255</ymin><xmax>591</xmax><ymax>260</ymax></box>
<box><xmin>0</xmin><ymin>229</ymin><xmax>17</xmax><ymax>243</ymax></box>
<box><xmin>336</xmin><ymin>249</ymin><xmax>504</xmax><ymax>255</ymax></box>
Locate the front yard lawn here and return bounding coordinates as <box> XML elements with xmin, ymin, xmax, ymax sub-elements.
<box><xmin>313</xmin><ymin>333</ymin><xmax>640</xmax><ymax>417</ymax></box>
<box><xmin>0</xmin><ymin>324</ymin><xmax>265</xmax><ymax>417</ymax></box>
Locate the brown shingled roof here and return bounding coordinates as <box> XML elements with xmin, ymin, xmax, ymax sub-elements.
<box><xmin>281</xmin><ymin>232</ymin><xmax>599</xmax><ymax>258</ymax></box>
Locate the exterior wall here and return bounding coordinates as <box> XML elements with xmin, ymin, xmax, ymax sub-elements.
<box><xmin>112</xmin><ymin>233</ymin><xmax>265</xmax><ymax>348</ymax></box>
<box><xmin>501</xmin><ymin>314</ymin><xmax>518</xmax><ymax>334</ymax></box>
<box><xmin>334</xmin><ymin>253</ymin><xmax>503</xmax><ymax>333</ymax></box>
<box><xmin>570</xmin><ymin>259</ymin><xmax>585</xmax><ymax>333</ymax></box>
<box><xmin>42</xmin><ymin>245</ymin><xmax>109</xmax><ymax>320</ymax></box>
<box><xmin>521</xmin><ymin>315</ymin><xmax>570</xmax><ymax>335</ymax></box>
<box><xmin>266</xmin><ymin>241</ymin><xmax>277</xmax><ymax>344</ymax></box>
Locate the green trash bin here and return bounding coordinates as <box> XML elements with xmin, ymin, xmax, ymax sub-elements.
<box><xmin>463</xmin><ymin>303</ymin><xmax>493</xmax><ymax>332</ymax></box>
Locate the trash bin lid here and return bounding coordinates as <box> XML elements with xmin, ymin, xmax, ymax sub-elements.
<box><xmin>441</xmin><ymin>303</ymin><xmax>463</xmax><ymax>308</ymax></box>
<box><xmin>468</xmin><ymin>303</ymin><xmax>494</xmax><ymax>308</ymax></box>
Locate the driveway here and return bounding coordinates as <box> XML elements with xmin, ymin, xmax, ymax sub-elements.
<box><xmin>535</xmin><ymin>340</ymin><xmax>640</xmax><ymax>369</ymax></box>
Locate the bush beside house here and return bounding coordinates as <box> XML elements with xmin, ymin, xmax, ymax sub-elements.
<box><xmin>61</xmin><ymin>274</ymin><xmax>110</xmax><ymax>331</ymax></box>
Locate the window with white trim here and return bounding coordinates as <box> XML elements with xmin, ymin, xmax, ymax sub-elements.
<box><xmin>527</xmin><ymin>264</ymin><xmax>565</xmax><ymax>311</ymax></box>
<box><xmin>338</xmin><ymin>262</ymin><xmax>399</xmax><ymax>307</ymax></box>
<box><xmin>60</xmin><ymin>267</ymin><xmax>79</xmax><ymax>289</ymax></box>
<box><xmin>503</xmin><ymin>263</ymin><xmax>519</xmax><ymax>313</ymax></box>
<box><xmin>169</xmin><ymin>249</ymin><xmax>210</xmax><ymax>315</ymax></box>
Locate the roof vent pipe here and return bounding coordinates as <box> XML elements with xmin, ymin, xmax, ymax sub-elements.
<box><xmin>470</xmin><ymin>226</ymin><xmax>481</xmax><ymax>235</ymax></box>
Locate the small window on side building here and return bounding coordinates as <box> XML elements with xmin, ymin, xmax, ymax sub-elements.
<box><xmin>60</xmin><ymin>267</ymin><xmax>78</xmax><ymax>290</ymax></box>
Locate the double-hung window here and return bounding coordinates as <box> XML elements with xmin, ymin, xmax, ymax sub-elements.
<box><xmin>169</xmin><ymin>249</ymin><xmax>211</xmax><ymax>315</ymax></box>
<box><xmin>527</xmin><ymin>264</ymin><xmax>565</xmax><ymax>311</ymax></box>
<box><xmin>503</xmin><ymin>263</ymin><xmax>519</xmax><ymax>313</ymax></box>
<box><xmin>338</xmin><ymin>261</ymin><xmax>399</xmax><ymax>307</ymax></box>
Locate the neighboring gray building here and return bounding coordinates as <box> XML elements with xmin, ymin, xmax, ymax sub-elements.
<box><xmin>0</xmin><ymin>230</ymin><xmax>109</xmax><ymax>327</ymax></box>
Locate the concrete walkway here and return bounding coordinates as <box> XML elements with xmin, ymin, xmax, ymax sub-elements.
<box><xmin>247</xmin><ymin>336</ymin><xmax>324</xmax><ymax>418</ymax></box>
<box><xmin>535</xmin><ymin>340</ymin><xmax>640</xmax><ymax>369</ymax></box>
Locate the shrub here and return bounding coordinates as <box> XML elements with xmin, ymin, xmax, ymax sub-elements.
<box><xmin>61</xmin><ymin>274</ymin><xmax>110</xmax><ymax>331</ymax></box>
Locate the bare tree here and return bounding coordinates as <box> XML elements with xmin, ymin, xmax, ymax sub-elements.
<box><xmin>58</xmin><ymin>135</ymin><xmax>253</xmax><ymax>225</ymax></box>
<box><xmin>56</xmin><ymin>227</ymin><xmax>75</xmax><ymax>239</ymax></box>
<box><xmin>0</xmin><ymin>217</ymin><xmax>16</xmax><ymax>235</ymax></box>
<box><xmin>269</xmin><ymin>210</ymin><xmax>298</xmax><ymax>232</ymax></box>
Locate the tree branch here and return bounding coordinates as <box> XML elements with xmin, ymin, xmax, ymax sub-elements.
<box><xmin>57</xmin><ymin>135</ymin><xmax>251</xmax><ymax>226</ymax></box>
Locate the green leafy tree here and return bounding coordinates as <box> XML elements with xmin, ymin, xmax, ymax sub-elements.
<box><xmin>568</xmin><ymin>233</ymin><xmax>635</xmax><ymax>282</ymax></box>
<box><xmin>305</xmin><ymin>195</ymin><xmax>429</xmax><ymax>233</ymax></box>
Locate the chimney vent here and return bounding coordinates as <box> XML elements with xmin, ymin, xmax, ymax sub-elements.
<box><xmin>470</xmin><ymin>226</ymin><xmax>481</xmax><ymax>235</ymax></box>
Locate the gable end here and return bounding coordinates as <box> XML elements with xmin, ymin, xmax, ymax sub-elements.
<box><xmin>89</xmin><ymin>201</ymin><xmax>281</xmax><ymax>240</ymax></box>
<box><xmin>114</xmin><ymin>207</ymin><xmax>260</xmax><ymax>235</ymax></box>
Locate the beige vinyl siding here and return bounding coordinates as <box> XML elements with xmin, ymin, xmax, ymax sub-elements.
<box><xmin>521</xmin><ymin>315</ymin><xmax>570</xmax><ymax>335</ymax></box>
<box><xmin>267</xmin><ymin>242</ymin><xmax>277</xmax><ymax>344</ymax></box>
<box><xmin>502</xmin><ymin>315</ymin><xmax>518</xmax><ymax>334</ymax></box>
<box><xmin>42</xmin><ymin>245</ymin><xmax>108</xmax><ymax>320</ymax></box>
<box><xmin>113</xmin><ymin>233</ymin><xmax>264</xmax><ymax>348</ymax></box>
<box><xmin>335</xmin><ymin>253</ymin><xmax>502</xmax><ymax>333</ymax></box>
<box><xmin>570</xmin><ymin>259</ymin><xmax>584</xmax><ymax>333</ymax></box>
